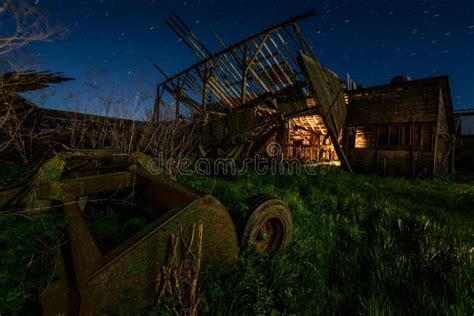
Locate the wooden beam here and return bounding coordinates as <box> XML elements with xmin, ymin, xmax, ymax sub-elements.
<box><xmin>202</xmin><ymin>76</ymin><xmax>209</xmax><ymax>114</ymax></box>
<box><xmin>298</xmin><ymin>52</ymin><xmax>353</xmax><ymax>172</ymax></box>
<box><xmin>248</xmin><ymin>33</ymin><xmax>269</xmax><ymax>66</ymax></box>
<box><xmin>158</xmin><ymin>10</ymin><xmax>316</xmax><ymax>87</ymax></box>
<box><xmin>241</xmin><ymin>44</ymin><xmax>249</xmax><ymax>105</ymax></box>
<box><xmin>153</xmin><ymin>85</ymin><xmax>165</xmax><ymax>123</ymax></box>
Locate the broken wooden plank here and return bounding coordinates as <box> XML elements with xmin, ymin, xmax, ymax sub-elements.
<box><xmin>298</xmin><ymin>51</ymin><xmax>353</xmax><ymax>172</ymax></box>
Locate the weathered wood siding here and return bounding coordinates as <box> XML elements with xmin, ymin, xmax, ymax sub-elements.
<box><xmin>299</xmin><ymin>52</ymin><xmax>352</xmax><ymax>171</ymax></box>
<box><xmin>344</xmin><ymin>84</ymin><xmax>452</xmax><ymax>176</ymax></box>
<box><xmin>455</xmin><ymin>110</ymin><xmax>474</xmax><ymax>172</ymax></box>
<box><xmin>348</xmin><ymin>86</ymin><xmax>441</xmax><ymax>126</ymax></box>
<box><xmin>434</xmin><ymin>90</ymin><xmax>452</xmax><ymax>175</ymax></box>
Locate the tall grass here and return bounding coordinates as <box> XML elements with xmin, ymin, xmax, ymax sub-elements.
<box><xmin>179</xmin><ymin>171</ymin><xmax>474</xmax><ymax>314</ymax></box>
<box><xmin>0</xmin><ymin>168</ymin><xmax>472</xmax><ymax>314</ymax></box>
<box><xmin>0</xmin><ymin>214</ymin><xmax>66</xmax><ymax>313</ymax></box>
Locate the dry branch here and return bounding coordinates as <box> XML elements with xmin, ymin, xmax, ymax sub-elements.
<box><xmin>0</xmin><ymin>0</ymin><xmax>65</xmax><ymax>57</ymax></box>
<box><xmin>156</xmin><ymin>222</ymin><xmax>204</xmax><ymax>316</ymax></box>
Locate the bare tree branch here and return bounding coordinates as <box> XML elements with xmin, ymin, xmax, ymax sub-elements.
<box><xmin>0</xmin><ymin>0</ymin><xmax>66</xmax><ymax>57</ymax></box>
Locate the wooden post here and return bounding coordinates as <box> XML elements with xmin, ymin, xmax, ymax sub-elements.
<box><xmin>153</xmin><ymin>96</ymin><xmax>159</xmax><ymax>123</ymax></box>
<box><xmin>202</xmin><ymin>76</ymin><xmax>209</xmax><ymax>115</ymax></box>
<box><xmin>175</xmin><ymin>94</ymin><xmax>180</xmax><ymax>121</ymax></box>
<box><xmin>153</xmin><ymin>85</ymin><xmax>164</xmax><ymax>123</ymax></box>
<box><xmin>241</xmin><ymin>34</ymin><xmax>270</xmax><ymax>105</ymax></box>
<box><xmin>241</xmin><ymin>44</ymin><xmax>249</xmax><ymax>105</ymax></box>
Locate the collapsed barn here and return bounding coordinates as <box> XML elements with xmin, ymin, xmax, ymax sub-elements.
<box><xmin>154</xmin><ymin>11</ymin><xmax>351</xmax><ymax>170</ymax></box>
<box><xmin>154</xmin><ymin>11</ymin><xmax>458</xmax><ymax>176</ymax></box>
<box><xmin>1</xmin><ymin>11</ymin><xmax>459</xmax><ymax>177</ymax></box>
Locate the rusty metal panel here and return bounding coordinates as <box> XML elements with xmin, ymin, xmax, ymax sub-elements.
<box><xmin>85</xmin><ymin>194</ymin><xmax>238</xmax><ymax>314</ymax></box>
<box><xmin>36</xmin><ymin>171</ymin><xmax>147</xmax><ymax>201</ymax></box>
<box><xmin>25</xmin><ymin>155</ymin><xmax>66</xmax><ymax>209</ymax></box>
<box><xmin>28</xmin><ymin>151</ymin><xmax>240</xmax><ymax>314</ymax></box>
<box><xmin>63</xmin><ymin>199</ymin><xmax>101</xmax><ymax>313</ymax></box>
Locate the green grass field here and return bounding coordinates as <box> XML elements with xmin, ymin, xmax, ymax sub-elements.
<box><xmin>1</xmin><ymin>166</ymin><xmax>473</xmax><ymax>314</ymax></box>
<box><xmin>178</xmin><ymin>170</ymin><xmax>474</xmax><ymax>315</ymax></box>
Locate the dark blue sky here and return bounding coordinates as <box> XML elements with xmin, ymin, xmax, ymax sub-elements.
<box><xmin>23</xmin><ymin>0</ymin><xmax>474</xmax><ymax>114</ymax></box>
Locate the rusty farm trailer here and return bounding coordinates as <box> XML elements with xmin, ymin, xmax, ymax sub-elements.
<box><xmin>0</xmin><ymin>150</ymin><xmax>293</xmax><ymax>314</ymax></box>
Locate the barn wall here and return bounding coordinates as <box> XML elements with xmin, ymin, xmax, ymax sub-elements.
<box><xmin>455</xmin><ymin>111</ymin><xmax>474</xmax><ymax>172</ymax></box>
<box><xmin>461</xmin><ymin>117</ymin><xmax>474</xmax><ymax>135</ymax></box>
<box><xmin>344</xmin><ymin>84</ymin><xmax>450</xmax><ymax>177</ymax></box>
<box><xmin>434</xmin><ymin>90</ymin><xmax>452</xmax><ymax>175</ymax></box>
<box><xmin>348</xmin><ymin>86</ymin><xmax>441</xmax><ymax>126</ymax></box>
<box><xmin>346</xmin><ymin>148</ymin><xmax>413</xmax><ymax>176</ymax></box>
<box><xmin>456</xmin><ymin>136</ymin><xmax>474</xmax><ymax>172</ymax></box>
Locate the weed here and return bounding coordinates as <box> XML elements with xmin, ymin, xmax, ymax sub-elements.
<box><xmin>180</xmin><ymin>171</ymin><xmax>474</xmax><ymax>314</ymax></box>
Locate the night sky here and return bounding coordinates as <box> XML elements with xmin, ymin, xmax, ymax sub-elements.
<box><xmin>19</xmin><ymin>0</ymin><xmax>474</xmax><ymax>115</ymax></box>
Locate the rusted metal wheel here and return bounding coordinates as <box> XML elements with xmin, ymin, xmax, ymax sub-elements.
<box><xmin>242</xmin><ymin>194</ymin><xmax>292</xmax><ymax>254</ymax></box>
